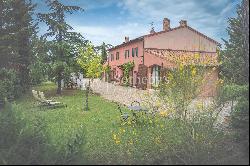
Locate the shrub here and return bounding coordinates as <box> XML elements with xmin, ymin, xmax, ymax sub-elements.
<box><xmin>0</xmin><ymin>68</ymin><xmax>21</xmax><ymax>100</ymax></box>
<box><xmin>111</xmin><ymin>110</ymin><xmax>226</xmax><ymax>165</ymax></box>
<box><xmin>159</xmin><ymin>64</ymin><xmax>205</xmax><ymax>119</ymax></box>
<box><xmin>216</xmin><ymin>83</ymin><xmax>249</xmax><ymax>155</ymax></box>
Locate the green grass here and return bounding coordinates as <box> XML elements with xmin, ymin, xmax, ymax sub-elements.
<box><xmin>0</xmin><ymin>82</ymin><xmax>237</xmax><ymax>165</ymax></box>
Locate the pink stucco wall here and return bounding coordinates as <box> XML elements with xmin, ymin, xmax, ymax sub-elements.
<box><xmin>106</xmin><ymin>25</ymin><xmax>219</xmax><ymax>92</ymax></box>
<box><xmin>144</xmin><ymin>27</ymin><xmax>217</xmax><ymax>52</ymax></box>
<box><xmin>107</xmin><ymin>40</ymin><xmax>144</xmax><ymax>80</ymax></box>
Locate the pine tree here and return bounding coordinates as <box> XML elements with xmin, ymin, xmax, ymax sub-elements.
<box><xmin>38</xmin><ymin>0</ymin><xmax>83</xmax><ymax>94</ymax></box>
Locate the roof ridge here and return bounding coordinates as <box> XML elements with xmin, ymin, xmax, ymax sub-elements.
<box><xmin>109</xmin><ymin>25</ymin><xmax>220</xmax><ymax>51</ymax></box>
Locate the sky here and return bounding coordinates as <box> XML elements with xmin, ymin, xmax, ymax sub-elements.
<box><xmin>34</xmin><ymin>0</ymin><xmax>241</xmax><ymax>47</ymax></box>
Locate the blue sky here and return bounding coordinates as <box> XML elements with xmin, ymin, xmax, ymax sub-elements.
<box><xmin>35</xmin><ymin>0</ymin><xmax>240</xmax><ymax>46</ymax></box>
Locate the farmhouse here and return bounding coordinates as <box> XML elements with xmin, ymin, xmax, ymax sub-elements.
<box><xmin>103</xmin><ymin>18</ymin><xmax>220</xmax><ymax>97</ymax></box>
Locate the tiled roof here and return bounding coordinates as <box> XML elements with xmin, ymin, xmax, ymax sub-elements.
<box><xmin>108</xmin><ymin>36</ymin><xmax>144</xmax><ymax>51</ymax></box>
<box><xmin>145</xmin><ymin>48</ymin><xmax>219</xmax><ymax>66</ymax></box>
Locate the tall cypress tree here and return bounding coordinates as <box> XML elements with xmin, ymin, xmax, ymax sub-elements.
<box><xmin>0</xmin><ymin>0</ymin><xmax>16</xmax><ymax>68</ymax></box>
<box><xmin>95</xmin><ymin>42</ymin><xmax>112</xmax><ymax>64</ymax></box>
<box><xmin>0</xmin><ymin>0</ymin><xmax>37</xmax><ymax>92</ymax></box>
<box><xmin>38</xmin><ymin>0</ymin><xmax>83</xmax><ymax>94</ymax></box>
<box><xmin>13</xmin><ymin>0</ymin><xmax>37</xmax><ymax>91</ymax></box>
<box><xmin>221</xmin><ymin>0</ymin><xmax>249</xmax><ymax>84</ymax></box>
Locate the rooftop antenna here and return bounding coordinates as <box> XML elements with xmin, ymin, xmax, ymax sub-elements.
<box><xmin>150</xmin><ymin>21</ymin><xmax>155</xmax><ymax>33</ymax></box>
<box><xmin>150</xmin><ymin>21</ymin><xmax>154</xmax><ymax>29</ymax></box>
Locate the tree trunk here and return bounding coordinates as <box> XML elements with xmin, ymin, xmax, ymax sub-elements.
<box><xmin>57</xmin><ymin>72</ymin><xmax>62</xmax><ymax>95</ymax></box>
<box><xmin>84</xmin><ymin>79</ymin><xmax>91</xmax><ymax>111</ymax></box>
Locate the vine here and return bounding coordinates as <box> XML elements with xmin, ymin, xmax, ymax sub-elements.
<box><xmin>120</xmin><ymin>61</ymin><xmax>135</xmax><ymax>86</ymax></box>
<box><xmin>103</xmin><ymin>65</ymin><xmax>111</xmax><ymax>82</ymax></box>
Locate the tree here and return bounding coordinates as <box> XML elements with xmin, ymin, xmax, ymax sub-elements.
<box><xmin>95</xmin><ymin>42</ymin><xmax>112</xmax><ymax>64</ymax></box>
<box><xmin>159</xmin><ymin>63</ymin><xmax>206</xmax><ymax>119</ymax></box>
<box><xmin>77</xmin><ymin>43</ymin><xmax>103</xmax><ymax>111</ymax></box>
<box><xmin>38</xmin><ymin>0</ymin><xmax>83</xmax><ymax>94</ymax></box>
<box><xmin>29</xmin><ymin>36</ymin><xmax>50</xmax><ymax>85</ymax></box>
<box><xmin>220</xmin><ymin>0</ymin><xmax>249</xmax><ymax>85</ymax></box>
<box><xmin>0</xmin><ymin>0</ymin><xmax>37</xmax><ymax>93</ymax></box>
<box><xmin>220</xmin><ymin>0</ymin><xmax>249</xmax><ymax>151</ymax></box>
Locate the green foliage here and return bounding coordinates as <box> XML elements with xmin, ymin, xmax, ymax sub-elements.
<box><xmin>0</xmin><ymin>0</ymin><xmax>37</xmax><ymax>91</ymax></box>
<box><xmin>216</xmin><ymin>83</ymin><xmax>249</xmax><ymax>154</ymax></box>
<box><xmin>77</xmin><ymin>43</ymin><xmax>103</xmax><ymax>79</ymax></box>
<box><xmin>159</xmin><ymin>64</ymin><xmax>205</xmax><ymax>118</ymax></box>
<box><xmin>0</xmin><ymin>68</ymin><xmax>21</xmax><ymax>100</ymax></box>
<box><xmin>38</xmin><ymin>0</ymin><xmax>84</xmax><ymax>94</ymax></box>
<box><xmin>95</xmin><ymin>42</ymin><xmax>113</xmax><ymax>64</ymax></box>
<box><xmin>77</xmin><ymin>43</ymin><xmax>103</xmax><ymax>111</ymax></box>
<box><xmin>220</xmin><ymin>0</ymin><xmax>249</xmax><ymax>85</ymax></box>
<box><xmin>217</xmin><ymin>84</ymin><xmax>249</xmax><ymax>103</ymax></box>
<box><xmin>219</xmin><ymin>0</ymin><xmax>249</xmax><ymax>153</ymax></box>
<box><xmin>120</xmin><ymin>61</ymin><xmax>135</xmax><ymax>86</ymax></box>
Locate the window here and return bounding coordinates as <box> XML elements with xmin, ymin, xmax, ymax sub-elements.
<box><xmin>116</xmin><ymin>52</ymin><xmax>119</xmax><ymax>60</ymax></box>
<box><xmin>124</xmin><ymin>50</ymin><xmax>129</xmax><ymax>59</ymax></box>
<box><xmin>110</xmin><ymin>54</ymin><xmax>114</xmax><ymax>61</ymax></box>
<box><xmin>152</xmin><ymin>65</ymin><xmax>161</xmax><ymax>87</ymax></box>
<box><xmin>135</xmin><ymin>47</ymin><xmax>138</xmax><ymax>57</ymax></box>
<box><xmin>132</xmin><ymin>47</ymin><xmax>138</xmax><ymax>57</ymax></box>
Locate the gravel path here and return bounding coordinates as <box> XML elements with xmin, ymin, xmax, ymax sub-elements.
<box><xmin>87</xmin><ymin>79</ymin><xmax>233</xmax><ymax>128</ymax></box>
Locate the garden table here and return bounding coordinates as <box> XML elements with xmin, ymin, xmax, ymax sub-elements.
<box><xmin>127</xmin><ymin>105</ymin><xmax>148</xmax><ymax>120</ymax></box>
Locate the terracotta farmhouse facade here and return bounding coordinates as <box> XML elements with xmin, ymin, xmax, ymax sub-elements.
<box><xmin>103</xmin><ymin>18</ymin><xmax>220</xmax><ymax>97</ymax></box>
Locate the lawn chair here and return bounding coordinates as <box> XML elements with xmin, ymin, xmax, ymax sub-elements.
<box><xmin>117</xmin><ymin>104</ymin><xmax>130</xmax><ymax>121</ymax></box>
<box><xmin>32</xmin><ymin>90</ymin><xmax>66</xmax><ymax>109</ymax></box>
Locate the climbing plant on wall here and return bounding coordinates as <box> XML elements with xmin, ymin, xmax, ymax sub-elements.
<box><xmin>120</xmin><ymin>61</ymin><xmax>135</xmax><ymax>86</ymax></box>
<box><xmin>103</xmin><ymin>65</ymin><xmax>111</xmax><ymax>82</ymax></box>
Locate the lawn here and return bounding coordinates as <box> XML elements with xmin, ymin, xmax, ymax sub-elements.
<box><xmin>0</xmin><ymin>82</ymin><xmax>242</xmax><ymax>165</ymax></box>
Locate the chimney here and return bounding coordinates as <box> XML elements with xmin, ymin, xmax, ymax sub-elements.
<box><xmin>125</xmin><ymin>36</ymin><xmax>129</xmax><ymax>43</ymax></box>
<box><xmin>163</xmin><ymin>18</ymin><xmax>170</xmax><ymax>31</ymax></box>
<box><xmin>179</xmin><ymin>20</ymin><xmax>187</xmax><ymax>27</ymax></box>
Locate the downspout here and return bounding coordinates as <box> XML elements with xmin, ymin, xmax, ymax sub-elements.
<box><xmin>142</xmin><ymin>39</ymin><xmax>145</xmax><ymax>65</ymax></box>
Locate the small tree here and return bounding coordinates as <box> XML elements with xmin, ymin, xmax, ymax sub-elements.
<box><xmin>77</xmin><ymin>43</ymin><xmax>103</xmax><ymax>111</ymax></box>
<box><xmin>159</xmin><ymin>63</ymin><xmax>206</xmax><ymax>119</ymax></box>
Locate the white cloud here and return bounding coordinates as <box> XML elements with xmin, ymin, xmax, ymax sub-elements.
<box><xmin>118</xmin><ymin>0</ymin><xmax>238</xmax><ymax>44</ymax></box>
<box><xmin>73</xmin><ymin>22</ymin><xmax>149</xmax><ymax>46</ymax></box>
<box><xmin>70</xmin><ymin>0</ymin><xmax>239</xmax><ymax>46</ymax></box>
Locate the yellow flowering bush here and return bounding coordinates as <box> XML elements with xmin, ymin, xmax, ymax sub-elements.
<box><xmin>159</xmin><ymin>63</ymin><xmax>206</xmax><ymax>119</ymax></box>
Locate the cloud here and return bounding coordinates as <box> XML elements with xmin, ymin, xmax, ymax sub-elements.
<box><xmin>73</xmin><ymin>22</ymin><xmax>149</xmax><ymax>46</ymax></box>
<box><xmin>118</xmin><ymin>0</ymin><xmax>239</xmax><ymax>44</ymax></box>
<box><xmin>37</xmin><ymin>0</ymin><xmax>239</xmax><ymax>47</ymax></box>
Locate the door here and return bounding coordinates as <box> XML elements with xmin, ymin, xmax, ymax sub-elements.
<box><xmin>152</xmin><ymin>65</ymin><xmax>160</xmax><ymax>87</ymax></box>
